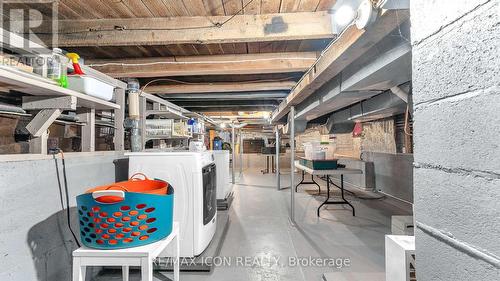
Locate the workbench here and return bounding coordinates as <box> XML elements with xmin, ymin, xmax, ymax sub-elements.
<box><xmin>294</xmin><ymin>161</ymin><xmax>362</xmax><ymax>217</ymax></box>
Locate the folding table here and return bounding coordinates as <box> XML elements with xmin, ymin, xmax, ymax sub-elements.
<box><xmin>294</xmin><ymin>161</ymin><xmax>362</xmax><ymax>216</ymax></box>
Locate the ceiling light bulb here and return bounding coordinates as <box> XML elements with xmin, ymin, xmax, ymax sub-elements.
<box><xmin>355</xmin><ymin>0</ymin><xmax>377</xmax><ymax>29</ymax></box>
<box><xmin>334</xmin><ymin>5</ymin><xmax>356</xmax><ymax>26</ymax></box>
<box><xmin>220</xmin><ymin>123</ymin><xmax>226</xmax><ymax>128</ymax></box>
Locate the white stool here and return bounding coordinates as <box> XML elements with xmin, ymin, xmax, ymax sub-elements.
<box><xmin>73</xmin><ymin>222</ymin><xmax>179</xmax><ymax>281</ymax></box>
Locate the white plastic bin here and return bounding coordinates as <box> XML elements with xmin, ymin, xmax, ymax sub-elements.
<box><xmin>68</xmin><ymin>75</ymin><xmax>114</xmax><ymax>101</ymax></box>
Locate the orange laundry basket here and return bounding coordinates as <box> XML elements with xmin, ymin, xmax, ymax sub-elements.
<box><xmin>86</xmin><ymin>173</ymin><xmax>169</xmax><ymax>203</ymax></box>
<box><xmin>77</xmin><ymin>173</ymin><xmax>174</xmax><ymax>249</ymax></box>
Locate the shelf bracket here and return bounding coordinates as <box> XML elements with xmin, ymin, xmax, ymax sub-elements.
<box><xmin>26</xmin><ymin>108</ymin><xmax>62</xmax><ymax>137</ymax></box>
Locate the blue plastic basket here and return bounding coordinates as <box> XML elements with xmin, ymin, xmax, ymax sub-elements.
<box><xmin>76</xmin><ymin>187</ymin><xmax>174</xmax><ymax>249</ymax></box>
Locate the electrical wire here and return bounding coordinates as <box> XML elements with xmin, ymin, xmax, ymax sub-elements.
<box><xmin>88</xmin><ymin>57</ymin><xmax>315</xmax><ymax>68</ymax></box>
<box><xmin>45</xmin><ymin>0</ymin><xmax>257</xmax><ymax>35</ymax></box>
<box><xmin>53</xmin><ymin>149</ymin><xmax>81</xmax><ymax>247</ymax></box>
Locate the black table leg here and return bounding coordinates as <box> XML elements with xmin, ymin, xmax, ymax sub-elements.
<box><xmin>340</xmin><ymin>175</ymin><xmax>355</xmax><ymax>216</ymax></box>
<box><xmin>295</xmin><ymin>170</ymin><xmax>321</xmax><ymax>194</ymax></box>
<box><xmin>317</xmin><ymin>174</ymin><xmax>355</xmax><ymax>217</ymax></box>
<box><xmin>317</xmin><ymin>175</ymin><xmax>331</xmax><ymax>216</ymax></box>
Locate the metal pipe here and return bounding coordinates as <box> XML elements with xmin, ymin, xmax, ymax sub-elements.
<box><xmin>239</xmin><ymin>129</ymin><xmax>243</xmax><ymax>176</ymax></box>
<box><xmin>290</xmin><ymin>106</ymin><xmax>296</xmax><ymax>224</ymax></box>
<box><xmin>126</xmin><ymin>80</ymin><xmax>141</xmax><ymax>152</ymax></box>
<box><xmin>275</xmin><ymin>126</ymin><xmax>280</xmax><ymax>190</ymax></box>
<box><xmin>231</xmin><ymin>126</ymin><xmax>236</xmax><ymax>184</ymax></box>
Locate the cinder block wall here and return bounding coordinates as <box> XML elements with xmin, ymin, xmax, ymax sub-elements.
<box><xmin>411</xmin><ymin>0</ymin><xmax>500</xmax><ymax>280</ymax></box>
<box><xmin>0</xmin><ymin>153</ymin><xmax>128</xmax><ymax>281</ymax></box>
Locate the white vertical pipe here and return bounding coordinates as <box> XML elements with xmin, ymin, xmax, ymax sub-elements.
<box><xmin>239</xmin><ymin>129</ymin><xmax>243</xmax><ymax>176</ymax></box>
<box><xmin>275</xmin><ymin>126</ymin><xmax>280</xmax><ymax>190</ymax></box>
<box><xmin>290</xmin><ymin>106</ymin><xmax>296</xmax><ymax>224</ymax></box>
<box><xmin>231</xmin><ymin>126</ymin><xmax>236</xmax><ymax>184</ymax></box>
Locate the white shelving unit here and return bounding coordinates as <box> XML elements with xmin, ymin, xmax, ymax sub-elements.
<box><xmin>139</xmin><ymin>92</ymin><xmax>192</xmax><ymax>149</ymax></box>
<box><xmin>0</xmin><ymin>64</ymin><xmax>125</xmax><ymax>154</ymax></box>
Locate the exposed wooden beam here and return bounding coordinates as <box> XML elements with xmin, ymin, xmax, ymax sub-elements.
<box><xmin>146</xmin><ymin>81</ymin><xmax>296</xmax><ymax>94</ymax></box>
<box><xmin>35</xmin><ymin>12</ymin><xmax>333</xmax><ymax>47</ymax></box>
<box><xmin>271</xmin><ymin>9</ymin><xmax>410</xmax><ymax>122</ymax></box>
<box><xmin>87</xmin><ymin>52</ymin><xmax>318</xmax><ymax>78</ymax></box>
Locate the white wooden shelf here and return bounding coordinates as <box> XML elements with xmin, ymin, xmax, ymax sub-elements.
<box><xmin>0</xmin><ymin>66</ymin><xmax>120</xmax><ymax>110</ymax></box>
<box><xmin>145</xmin><ymin>110</ymin><xmax>186</xmax><ymax>119</ymax></box>
<box><xmin>145</xmin><ymin>135</ymin><xmax>191</xmax><ymax>140</ymax></box>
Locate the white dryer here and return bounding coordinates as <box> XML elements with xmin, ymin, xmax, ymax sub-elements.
<box><xmin>212</xmin><ymin>150</ymin><xmax>231</xmax><ymax>200</ymax></box>
<box><xmin>126</xmin><ymin>151</ymin><xmax>217</xmax><ymax>257</ymax></box>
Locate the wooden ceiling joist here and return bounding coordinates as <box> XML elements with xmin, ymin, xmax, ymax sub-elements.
<box><xmin>41</xmin><ymin>12</ymin><xmax>333</xmax><ymax>47</ymax></box>
<box><xmin>271</xmin><ymin>9</ymin><xmax>410</xmax><ymax>122</ymax></box>
<box><xmin>146</xmin><ymin>81</ymin><xmax>296</xmax><ymax>94</ymax></box>
<box><xmin>87</xmin><ymin>52</ymin><xmax>318</xmax><ymax>78</ymax></box>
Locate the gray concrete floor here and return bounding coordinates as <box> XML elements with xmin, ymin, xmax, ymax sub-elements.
<box><xmin>96</xmin><ymin>168</ymin><xmax>411</xmax><ymax>281</ymax></box>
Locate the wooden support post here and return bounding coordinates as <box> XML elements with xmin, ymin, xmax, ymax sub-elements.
<box><xmin>114</xmin><ymin>87</ymin><xmax>125</xmax><ymax>151</ymax></box>
<box><xmin>29</xmin><ymin>130</ymin><xmax>48</xmax><ymax>154</ymax></box>
<box><xmin>78</xmin><ymin>108</ymin><xmax>96</xmax><ymax>152</ymax></box>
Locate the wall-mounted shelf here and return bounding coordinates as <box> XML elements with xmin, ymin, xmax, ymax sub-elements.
<box><xmin>0</xmin><ymin>66</ymin><xmax>119</xmax><ymax>110</ymax></box>
<box><xmin>145</xmin><ymin>135</ymin><xmax>191</xmax><ymax>141</ymax></box>
<box><xmin>140</xmin><ymin>92</ymin><xmax>193</xmax><ymax>149</ymax></box>
<box><xmin>145</xmin><ymin>110</ymin><xmax>186</xmax><ymax>119</ymax></box>
<box><xmin>0</xmin><ymin>28</ymin><xmax>126</xmax><ymax>155</ymax></box>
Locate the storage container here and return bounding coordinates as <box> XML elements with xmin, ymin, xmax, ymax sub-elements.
<box><xmin>145</xmin><ymin>119</ymin><xmax>173</xmax><ymax>137</ymax></box>
<box><xmin>68</xmin><ymin>75</ymin><xmax>114</xmax><ymax>101</ymax></box>
<box><xmin>76</xmin><ymin>174</ymin><xmax>174</xmax><ymax>249</ymax></box>
<box><xmin>299</xmin><ymin>158</ymin><xmax>338</xmax><ymax>170</ymax></box>
<box><xmin>304</xmin><ymin>141</ymin><xmax>327</xmax><ymax>160</ymax></box>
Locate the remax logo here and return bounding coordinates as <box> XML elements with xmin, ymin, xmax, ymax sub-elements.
<box><xmin>1</xmin><ymin>0</ymin><xmax>58</xmax><ymax>54</ymax></box>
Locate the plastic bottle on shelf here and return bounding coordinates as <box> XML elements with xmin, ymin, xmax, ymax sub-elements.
<box><xmin>47</xmin><ymin>48</ymin><xmax>68</xmax><ymax>88</ymax></box>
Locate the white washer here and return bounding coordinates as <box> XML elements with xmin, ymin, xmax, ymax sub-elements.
<box><xmin>126</xmin><ymin>151</ymin><xmax>217</xmax><ymax>257</ymax></box>
<box><xmin>212</xmin><ymin>150</ymin><xmax>231</xmax><ymax>200</ymax></box>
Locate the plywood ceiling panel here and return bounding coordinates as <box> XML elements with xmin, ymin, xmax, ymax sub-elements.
<box><xmin>261</xmin><ymin>0</ymin><xmax>281</xmax><ymax>13</ymax></box>
<box><xmin>121</xmin><ymin>0</ymin><xmax>154</xmax><ymax>17</ymax></box>
<box><xmin>223</xmin><ymin>0</ymin><xmax>244</xmax><ymax>15</ymax></box>
<box><xmin>182</xmin><ymin>0</ymin><xmax>209</xmax><ymax>16</ymax></box>
<box><xmin>203</xmin><ymin>0</ymin><xmax>225</xmax><ymax>15</ymax></box>
<box><xmin>141</xmin><ymin>0</ymin><xmax>175</xmax><ymax>16</ymax></box>
<box><xmin>298</xmin><ymin>0</ymin><xmax>321</xmax><ymax>12</ymax></box>
<box><xmin>244</xmin><ymin>0</ymin><xmax>261</xmax><ymax>14</ymax></box>
<box><xmin>316</xmin><ymin>0</ymin><xmax>337</xmax><ymax>11</ymax></box>
<box><xmin>59</xmin><ymin>0</ymin><xmax>333</xmax><ymax>19</ymax></box>
<box><xmin>280</xmin><ymin>0</ymin><xmax>301</xmax><ymax>12</ymax></box>
<box><xmin>157</xmin><ymin>0</ymin><xmax>190</xmax><ymax>16</ymax></box>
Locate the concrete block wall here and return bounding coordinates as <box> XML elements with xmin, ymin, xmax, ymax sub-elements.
<box><xmin>411</xmin><ymin>0</ymin><xmax>500</xmax><ymax>280</ymax></box>
<box><xmin>0</xmin><ymin>152</ymin><xmax>128</xmax><ymax>281</ymax></box>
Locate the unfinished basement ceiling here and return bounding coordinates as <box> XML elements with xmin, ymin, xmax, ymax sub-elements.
<box><xmin>15</xmin><ymin>0</ymin><xmax>339</xmax><ymax>116</ymax></box>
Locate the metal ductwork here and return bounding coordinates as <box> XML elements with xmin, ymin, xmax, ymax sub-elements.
<box><xmin>326</xmin><ymin>107</ymin><xmax>357</xmax><ymax>134</ymax></box>
<box><xmin>283</xmin><ymin>110</ymin><xmax>307</xmax><ymax>135</ymax></box>
<box><xmin>325</xmin><ymin>89</ymin><xmax>409</xmax><ymax>133</ymax></box>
